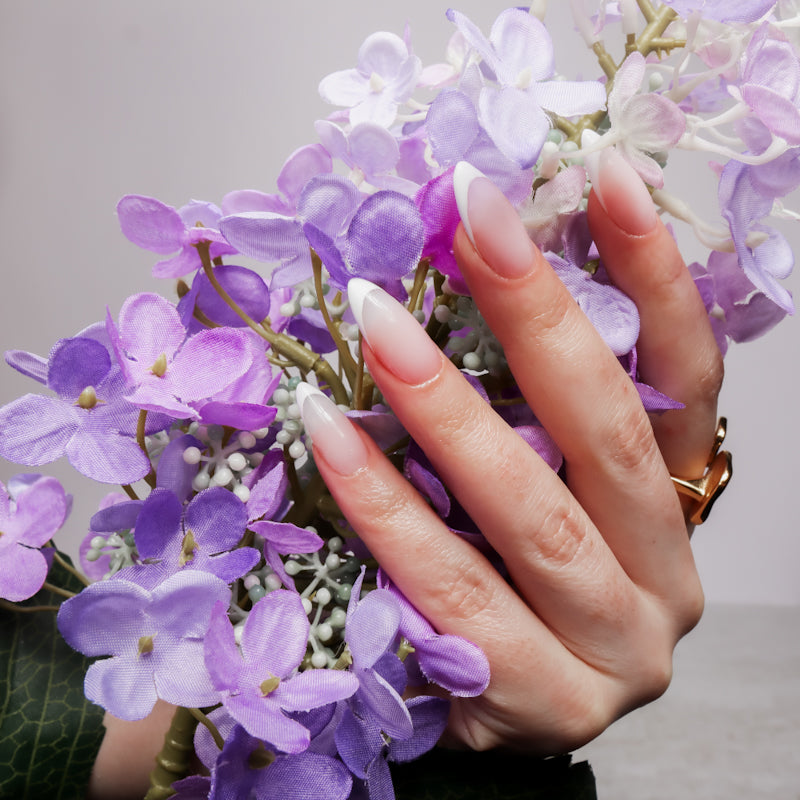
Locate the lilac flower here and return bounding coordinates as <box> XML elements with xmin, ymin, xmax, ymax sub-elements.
<box><xmin>117</xmin><ymin>196</ymin><xmax>236</xmax><ymax>279</ymax></box>
<box><xmin>732</xmin><ymin>23</ymin><xmax>800</xmax><ymax>145</ymax></box>
<box><xmin>79</xmin><ymin>491</ymin><xmax>137</xmax><ymax>580</ymax></box>
<box><xmin>661</xmin><ymin>0</ymin><xmax>775</xmax><ymax>23</ymax></box>
<box><xmin>546</xmin><ymin>253</ymin><xmax>640</xmax><ymax>357</ymax></box>
<box><xmin>246</xmin><ymin>452</ymin><xmax>323</xmax><ymax>589</ymax></box>
<box><xmin>222</xmin><ymin>144</ymin><xmax>333</xmax><ymax>217</ymax></box>
<box><xmin>335</xmin><ymin>696</ymin><xmax>449</xmax><ymax>800</ymax></box>
<box><xmin>344</xmin><ymin>570</ymin><xmax>412</xmax><ymax>740</ymax></box>
<box><xmin>446</xmin><ymin>8</ymin><xmax>606</xmax><ymax>167</ymax></box>
<box><xmin>0</xmin><ymin>475</ymin><xmax>69</xmax><ymax>602</ymax></box>
<box><xmin>0</xmin><ymin>335</ymin><xmax>159</xmax><ymax>484</ymax></box>
<box><xmin>424</xmin><ymin>90</ymin><xmax>534</xmax><ymax>204</ymax></box>
<box><xmin>414</xmin><ymin>168</ymin><xmax>468</xmax><ymax>294</ymax></box>
<box><xmin>57</xmin><ymin>570</ymin><xmax>230</xmax><ymax>719</ymax></box>
<box><xmin>603</xmin><ymin>52</ymin><xmax>686</xmax><ymax>187</ymax></box>
<box><xmin>120</xmin><ymin>486</ymin><xmax>258</xmax><ymax>589</ymax></box>
<box><xmin>520</xmin><ymin>165</ymin><xmax>587</xmax><ymax>252</ymax></box>
<box><xmin>206</xmin><ymin>724</ymin><xmax>352</xmax><ymax>800</ymax></box>
<box><xmin>318</xmin><ymin>32</ymin><xmax>422</xmax><ymax>127</ymax></box>
<box><xmin>219</xmin><ymin>174</ymin><xmax>362</xmax><ymax>289</ymax></box>
<box><xmin>691</xmin><ymin>250</ymin><xmax>788</xmax><ymax>355</ymax></box>
<box><xmin>378</xmin><ymin>575</ymin><xmax>490</xmax><ymax>697</ymax></box>
<box><xmin>718</xmin><ymin>159</ymin><xmax>795</xmax><ymax>312</ymax></box>
<box><xmin>315</xmin><ymin>121</ymin><xmax>420</xmax><ymax>195</ymax></box>
<box><xmin>203</xmin><ymin>591</ymin><xmax>358</xmax><ymax>753</ymax></box>
<box><xmin>107</xmin><ymin>293</ymin><xmax>254</xmax><ymax>420</ymax></box>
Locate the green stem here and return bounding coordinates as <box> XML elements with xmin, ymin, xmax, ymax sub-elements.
<box><xmin>136</xmin><ymin>410</ymin><xmax>157</xmax><ymax>489</ymax></box>
<box><xmin>52</xmin><ymin>550</ymin><xmax>90</xmax><ymax>587</ymax></box>
<box><xmin>188</xmin><ymin>707</ymin><xmax>225</xmax><ymax>751</ymax></box>
<box><xmin>41</xmin><ymin>581</ymin><xmax>75</xmax><ymax>599</ymax></box>
<box><xmin>0</xmin><ymin>599</ymin><xmax>59</xmax><ymax>613</ymax></box>
<box><xmin>311</xmin><ymin>250</ymin><xmax>359</xmax><ymax>385</ymax></box>
<box><xmin>145</xmin><ymin>706</ymin><xmax>199</xmax><ymax>800</ymax></box>
<box><xmin>196</xmin><ymin>242</ymin><xmax>350</xmax><ymax>406</ymax></box>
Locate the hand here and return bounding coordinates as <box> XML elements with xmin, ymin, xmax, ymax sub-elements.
<box><xmin>298</xmin><ymin>153</ymin><xmax>722</xmax><ymax>755</ymax></box>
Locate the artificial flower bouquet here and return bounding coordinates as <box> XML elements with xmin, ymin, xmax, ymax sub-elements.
<box><xmin>1</xmin><ymin>1</ymin><xmax>797</xmax><ymax>798</ymax></box>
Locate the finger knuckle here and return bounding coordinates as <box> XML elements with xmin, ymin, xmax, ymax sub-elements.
<box><xmin>605</xmin><ymin>408</ymin><xmax>661</xmax><ymax>477</ymax></box>
<box><xmin>533</xmin><ymin>500</ymin><xmax>591</xmax><ymax>571</ymax></box>
<box><xmin>423</xmin><ymin>551</ymin><xmax>499</xmax><ymax>623</ymax></box>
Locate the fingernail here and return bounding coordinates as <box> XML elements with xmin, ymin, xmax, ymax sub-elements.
<box><xmin>348</xmin><ymin>278</ymin><xmax>442</xmax><ymax>386</ymax></box>
<box><xmin>586</xmin><ymin>148</ymin><xmax>658</xmax><ymax>235</ymax></box>
<box><xmin>295</xmin><ymin>383</ymin><xmax>368</xmax><ymax>476</ymax></box>
<box><xmin>453</xmin><ymin>161</ymin><xmax>534</xmax><ymax>279</ymax></box>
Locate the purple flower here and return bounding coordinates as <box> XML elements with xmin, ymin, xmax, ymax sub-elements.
<box><xmin>0</xmin><ymin>475</ymin><xmax>69</xmax><ymax>602</ymax></box>
<box><xmin>117</xmin><ymin>195</ymin><xmax>236</xmax><ymax>279</ymax></box>
<box><xmin>546</xmin><ymin>253</ymin><xmax>640</xmax><ymax>357</ymax></box>
<box><xmin>222</xmin><ymin>144</ymin><xmax>333</xmax><ymax>217</ymax></box>
<box><xmin>733</xmin><ymin>23</ymin><xmax>800</xmax><ymax>145</ymax></box>
<box><xmin>207</xmin><ymin>724</ymin><xmax>352</xmax><ymax>800</ymax></box>
<box><xmin>661</xmin><ymin>0</ymin><xmax>775</xmax><ymax>23</ymax></box>
<box><xmin>245</xmin><ymin>452</ymin><xmax>323</xmax><ymax>590</ymax></box>
<box><xmin>691</xmin><ymin>250</ymin><xmax>788</xmax><ymax>354</ymax></box>
<box><xmin>219</xmin><ymin>174</ymin><xmax>362</xmax><ymax>289</ymax></box>
<box><xmin>603</xmin><ymin>52</ymin><xmax>685</xmax><ymax>187</ymax></box>
<box><xmin>57</xmin><ymin>570</ymin><xmax>231</xmax><ymax>719</ymax></box>
<box><xmin>446</xmin><ymin>8</ymin><xmax>606</xmax><ymax>167</ymax></box>
<box><xmin>79</xmin><ymin>491</ymin><xmax>137</xmax><ymax>580</ymax></box>
<box><xmin>0</xmin><ymin>335</ymin><xmax>159</xmax><ymax>484</ymax></box>
<box><xmin>424</xmin><ymin>89</ymin><xmax>534</xmax><ymax>204</ymax></box>
<box><xmin>344</xmin><ymin>570</ymin><xmax>412</xmax><ymax>740</ymax></box>
<box><xmin>204</xmin><ymin>591</ymin><xmax>359</xmax><ymax>753</ymax></box>
<box><xmin>120</xmin><ymin>486</ymin><xmax>258</xmax><ymax>589</ymax></box>
<box><xmin>107</xmin><ymin>293</ymin><xmax>254</xmax><ymax>420</ymax></box>
<box><xmin>335</xmin><ymin>696</ymin><xmax>449</xmax><ymax>800</ymax></box>
<box><xmin>315</xmin><ymin>120</ymin><xmax>420</xmax><ymax>195</ymax></box>
<box><xmin>318</xmin><ymin>32</ymin><xmax>422</xmax><ymax>127</ymax></box>
<box><xmin>718</xmin><ymin>159</ymin><xmax>795</xmax><ymax>312</ymax></box>
<box><xmin>378</xmin><ymin>575</ymin><xmax>490</xmax><ymax>698</ymax></box>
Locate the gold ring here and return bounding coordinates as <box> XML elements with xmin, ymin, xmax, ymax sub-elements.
<box><xmin>670</xmin><ymin>417</ymin><xmax>732</xmax><ymax>525</ymax></box>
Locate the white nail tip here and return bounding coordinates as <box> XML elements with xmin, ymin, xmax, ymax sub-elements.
<box><xmin>452</xmin><ymin>161</ymin><xmax>486</xmax><ymax>247</ymax></box>
<box><xmin>346</xmin><ymin>277</ymin><xmax>380</xmax><ymax>334</ymax></box>
<box><xmin>294</xmin><ymin>381</ymin><xmax>324</xmax><ymax>418</ymax></box>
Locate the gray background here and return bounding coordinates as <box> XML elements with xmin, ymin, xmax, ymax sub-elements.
<box><xmin>0</xmin><ymin>1</ymin><xmax>797</xmax><ymax>605</ymax></box>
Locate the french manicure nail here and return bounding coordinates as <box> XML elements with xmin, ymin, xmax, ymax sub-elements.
<box><xmin>295</xmin><ymin>383</ymin><xmax>368</xmax><ymax>476</ymax></box>
<box><xmin>348</xmin><ymin>278</ymin><xmax>442</xmax><ymax>386</ymax></box>
<box><xmin>586</xmin><ymin>147</ymin><xmax>658</xmax><ymax>235</ymax></box>
<box><xmin>453</xmin><ymin>161</ymin><xmax>534</xmax><ymax>279</ymax></box>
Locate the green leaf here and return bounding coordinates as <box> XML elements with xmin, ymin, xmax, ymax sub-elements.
<box><xmin>392</xmin><ymin>749</ymin><xmax>597</xmax><ymax>800</ymax></box>
<box><xmin>0</xmin><ymin>552</ymin><xmax>105</xmax><ymax>798</ymax></box>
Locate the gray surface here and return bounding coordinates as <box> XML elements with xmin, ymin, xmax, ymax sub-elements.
<box><xmin>573</xmin><ymin>604</ymin><xmax>800</xmax><ymax>799</ymax></box>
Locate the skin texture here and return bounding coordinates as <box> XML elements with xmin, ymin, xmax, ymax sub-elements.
<box><xmin>88</xmin><ymin>175</ymin><xmax>723</xmax><ymax>795</ymax></box>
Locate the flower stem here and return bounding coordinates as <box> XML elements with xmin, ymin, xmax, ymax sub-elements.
<box><xmin>52</xmin><ymin>550</ymin><xmax>90</xmax><ymax>587</ymax></box>
<box><xmin>188</xmin><ymin>707</ymin><xmax>225</xmax><ymax>751</ymax></box>
<box><xmin>136</xmin><ymin>410</ymin><xmax>157</xmax><ymax>489</ymax></box>
<box><xmin>144</xmin><ymin>706</ymin><xmax>199</xmax><ymax>800</ymax></box>
<box><xmin>0</xmin><ymin>598</ymin><xmax>60</xmax><ymax>613</ymax></box>
<box><xmin>122</xmin><ymin>484</ymin><xmax>140</xmax><ymax>501</ymax></box>
<box><xmin>41</xmin><ymin>581</ymin><xmax>76</xmax><ymax>599</ymax></box>
<box><xmin>196</xmin><ymin>242</ymin><xmax>351</xmax><ymax>405</ymax></box>
<box><xmin>311</xmin><ymin>250</ymin><xmax>359</xmax><ymax>385</ymax></box>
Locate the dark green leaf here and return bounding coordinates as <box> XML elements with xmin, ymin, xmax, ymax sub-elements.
<box><xmin>392</xmin><ymin>749</ymin><xmax>597</xmax><ymax>800</ymax></box>
<box><xmin>0</xmin><ymin>552</ymin><xmax>105</xmax><ymax>798</ymax></box>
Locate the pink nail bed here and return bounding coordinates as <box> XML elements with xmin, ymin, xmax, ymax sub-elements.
<box><xmin>453</xmin><ymin>161</ymin><xmax>534</xmax><ymax>279</ymax></box>
<box><xmin>348</xmin><ymin>279</ymin><xmax>442</xmax><ymax>386</ymax></box>
<box><xmin>295</xmin><ymin>383</ymin><xmax>368</xmax><ymax>476</ymax></box>
<box><xmin>586</xmin><ymin>147</ymin><xmax>658</xmax><ymax>236</ymax></box>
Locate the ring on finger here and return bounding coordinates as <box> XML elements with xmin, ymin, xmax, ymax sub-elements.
<box><xmin>670</xmin><ymin>418</ymin><xmax>732</xmax><ymax>526</ymax></box>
